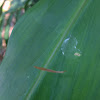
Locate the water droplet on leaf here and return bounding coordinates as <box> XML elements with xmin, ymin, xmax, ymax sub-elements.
<box><xmin>61</xmin><ymin>35</ymin><xmax>81</xmax><ymax>59</ymax></box>
<box><xmin>27</xmin><ymin>76</ymin><xmax>30</xmax><ymax>79</ymax></box>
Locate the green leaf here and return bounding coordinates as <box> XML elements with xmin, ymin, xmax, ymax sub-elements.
<box><xmin>0</xmin><ymin>0</ymin><xmax>100</xmax><ymax>100</ymax></box>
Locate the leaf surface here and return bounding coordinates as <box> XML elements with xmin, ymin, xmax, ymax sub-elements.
<box><xmin>0</xmin><ymin>0</ymin><xmax>100</xmax><ymax>100</ymax></box>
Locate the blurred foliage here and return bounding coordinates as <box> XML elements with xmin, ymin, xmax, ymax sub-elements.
<box><xmin>0</xmin><ymin>0</ymin><xmax>39</xmax><ymax>40</ymax></box>
<box><xmin>0</xmin><ymin>0</ymin><xmax>39</xmax><ymax>62</ymax></box>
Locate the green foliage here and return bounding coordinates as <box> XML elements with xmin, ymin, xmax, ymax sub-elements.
<box><xmin>0</xmin><ymin>0</ymin><xmax>100</xmax><ymax>100</ymax></box>
<box><xmin>0</xmin><ymin>0</ymin><xmax>38</xmax><ymax>40</ymax></box>
<box><xmin>4</xmin><ymin>0</ymin><xmax>38</xmax><ymax>13</ymax></box>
